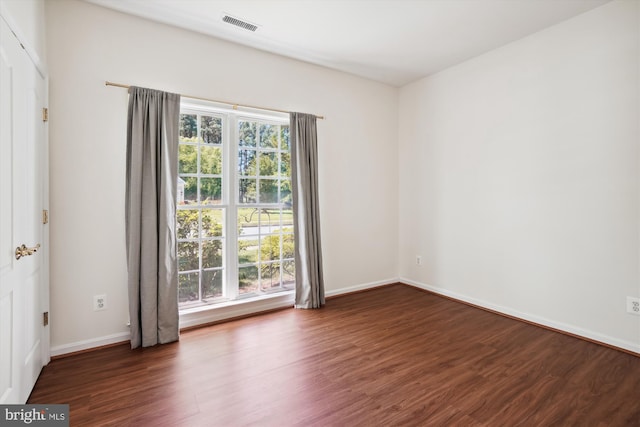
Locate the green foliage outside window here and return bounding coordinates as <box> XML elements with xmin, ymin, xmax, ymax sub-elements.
<box><xmin>179</xmin><ymin>113</ymin><xmax>223</xmax><ymax>204</ymax></box>
<box><xmin>177</xmin><ymin>209</ymin><xmax>223</xmax><ymax>303</ymax></box>
<box><xmin>260</xmin><ymin>230</ymin><xmax>295</xmax><ymax>280</ymax></box>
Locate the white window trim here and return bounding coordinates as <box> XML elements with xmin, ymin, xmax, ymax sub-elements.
<box><xmin>179</xmin><ymin>291</ymin><xmax>294</xmax><ymax>329</ymax></box>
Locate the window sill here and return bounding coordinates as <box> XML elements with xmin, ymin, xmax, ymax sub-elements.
<box><xmin>179</xmin><ymin>291</ymin><xmax>295</xmax><ymax>330</ymax></box>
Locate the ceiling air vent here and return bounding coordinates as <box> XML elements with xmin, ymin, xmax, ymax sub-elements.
<box><xmin>222</xmin><ymin>15</ymin><xmax>258</xmax><ymax>32</ymax></box>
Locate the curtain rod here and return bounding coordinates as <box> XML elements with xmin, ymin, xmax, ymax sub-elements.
<box><xmin>105</xmin><ymin>81</ymin><xmax>324</xmax><ymax>120</ymax></box>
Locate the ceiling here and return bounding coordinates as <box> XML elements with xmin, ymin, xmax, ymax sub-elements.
<box><xmin>86</xmin><ymin>0</ymin><xmax>612</xmax><ymax>87</ymax></box>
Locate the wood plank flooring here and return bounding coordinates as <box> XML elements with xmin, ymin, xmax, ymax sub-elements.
<box><xmin>29</xmin><ymin>284</ymin><xmax>640</xmax><ymax>426</ymax></box>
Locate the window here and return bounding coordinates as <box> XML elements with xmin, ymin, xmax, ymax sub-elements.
<box><xmin>237</xmin><ymin>121</ymin><xmax>295</xmax><ymax>295</ymax></box>
<box><xmin>177</xmin><ymin>103</ymin><xmax>294</xmax><ymax>308</ymax></box>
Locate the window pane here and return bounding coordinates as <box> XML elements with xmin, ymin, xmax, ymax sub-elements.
<box><xmin>177</xmin><ymin>209</ymin><xmax>200</xmax><ymax>239</ymax></box>
<box><xmin>182</xmin><ymin>177</ymin><xmax>197</xmax><ymax>205</ymax></box>
<box><xmin>260</xmin><ymin>234</ymin><xmax>281</xmax><ymax>262</ymax></box>
<box><xmin>282</xmin><ymin>208</ymin><xmax>293</xmax><ymax>228</ymax></box>
<box><xmin>280</xmin><ymin>152</ymin><xmax>290</xmax><ymax>177</ymax></box>
<box><xmin>259</xmin><ymin>123</ymin><xmax>277</xmax><ymax>148</ymax></box>
<box><xmin>239</xmin><ymin>265</ymin><xmax>259</xmax><ymax>294</ymax></box>
<box><xmin>179</xmin><ymin>272</ymin><xmax>199</xmax><ymax>303</ymax></box>
<box><xmin>238</xmin><ymin>149</ymin><xmax>256</xmax><ymax>176</ymax></box>
<box><xmin>238</xmin><ymin>207</ymin><xmax>259</xmax><ymax>235</ymax></box>
<box><xmin>200</xmin><ymin>177</ymin><xmax>222</xmax><ymax>204</ymax></box>
<box><xmin>261</xmin><ymin>262</ymin><xmax>281</xmax><ymax>291</ymax></box>
<box><xmin>282</xmin><ymin>260</ymin><xmax>295</xmax><ymax>289</ymax></box>
<box><xmin>238</xmin><ymin>237</ymin><xmax>258</xmax><ymax>264</ymax></box>
<box><xmin>202</xmin><ymin>240</ymin><xmax>223</xmax><ymax>269</ymax></box>
<box><xmin>280</xmin><ymin>125</ymin><xmax>290</xmax><ymax>150</ymax></box>
<box><xmin>259</xmin><ymin>152</ymin><xmax>278</xmax><ymax>177</ymax></box>
<box><xmin>178</xmin><ymin>241</ymin><xmax>199</xmax><ymax>271</ymax></box>
<box><xmin>200</xmin><ymin>146</ymin><xmax>222</xmax><ymax>175</ymax></box>
<box><xmin>282</xmin><ymin>232</ymin><xmax>295</xmax><ymax>260</ymax></box>
<box><xmin>201</xmin><ymin>115</ymin><xmax>222</xmax><ymax>145</ymax></box>
<box><xmin>202</xmin><ymin>269</ymin><xmax>223</xmax><ymax>299</ymax></box>
<box><xmin>280</xmin><ymin>180</ymin><xmax>292</xmax><ymax>205</ymax></box>
<box><xmin>239</xmin><ymin>121</ymin><xmax>256</xmax><ymax>147</ymax></box>
<box><xmin>257</xmin><ymin>208</ymin><xmax>279</xmax><ymax>234</ymax></box>
<box><xmin>179</xmin><ymin>144</ymin><xmax>197</xmax><ymax>174</ymax></box>
<box><xmin>259</xmin><ymin>179</ymin><xmax>278</xmax><ymax>203</ymax></box>
<box><xmin>201</xmin><ymin>209</ymin><xmax>223</xmax><ymax>238</ymax></box>
<box><xmin>180</xmin><ymin>114</ymin><xmax>197</xmax><ymax>142</ymax></box>
<box><xmin>239</xmin><ymin>179</ymin><xmax>256</xmax><ymax>203</ymax></box>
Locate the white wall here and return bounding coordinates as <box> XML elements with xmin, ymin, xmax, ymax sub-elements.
<box><xmin>0</xmin><ymin>0</ymin><xmax>46</xmax><ymax>66</ymax></box>
<box><xmin>399</xmin><ymin>0</ymin><xmax>639</xmax><ymax>353</ymax></box>
<box><xmin>45</xmin><ymin>0</ymin><xmax>398</xmax><ymax>353</ymax></box>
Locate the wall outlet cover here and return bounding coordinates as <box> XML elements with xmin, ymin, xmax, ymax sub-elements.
<box><xmin>626</xmin><ymin>296</ymin><xmax>640</xmax><ymax>316</ymax></box>
<box><xmin>94</xmin><ymin>294</ymin><xmax>107</xmax><ymax>311</ymax></box>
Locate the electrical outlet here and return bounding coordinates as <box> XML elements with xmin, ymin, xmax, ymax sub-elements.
<box><xmin>416</xmin><ymin>255</ymin><xmax>423</xmax><ymax>266</ymax></box>
<box><xmin>627</xmin><ymin>296</ymin><xmax>640</xmax><ymax>315</ymax></box>
<box><xmin>94</xmin><ymin>294</ymin><xmax>107</xmax><ymax>311</ymax></box>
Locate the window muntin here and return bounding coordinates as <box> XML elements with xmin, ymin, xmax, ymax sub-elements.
<box><xmin>177</xmin><ymin>106</ymin><xmax>294</xmax><ymax>308</ymax></box>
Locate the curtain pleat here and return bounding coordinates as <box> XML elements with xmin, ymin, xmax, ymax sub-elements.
<box><xmin>125</xmin><ymin>86</ymin><xmax>181</xmax><ymax>348</ymax></box>
<box><xmin>290</xmin><ymin>112</ymin><xmax>325</xmax><ymax>309</ymax></box>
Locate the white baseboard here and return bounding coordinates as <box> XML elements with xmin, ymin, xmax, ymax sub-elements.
<box><xmin>50</xmin><ymin>332</ymin><xmax>130</xmax><ymax>357</ymax></box>
<box><xmin>50</xmin><ymin>279</ymin><xmax>401</xmax><ymax>357</ymax></box>
<box><xmin>400</xmin><ymin>277</ymin><xmax>640</xmax><ymax>355</ymax></box>
<box><xmin>50</xmin><ymin>277</ymin><xmax>637</xmax><ymax>357</ymax></box>
<box><xmin>51</xmin><ymin>295</ymin><xmax>297</xmax><ymax>357</ymax></box>
<box><xmin>325</xmin><ymin>277</ymin><xmax>400</xmax><ymax>298</ymax></box>
<box><xmin>180</xmin><ymin>277</ymin><xmax>401</xmax><ymax>328</ymax></box>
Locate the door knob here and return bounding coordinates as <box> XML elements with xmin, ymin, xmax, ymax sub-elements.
<box><xmin>15</xmin><ymin>244</ymin><xmax>40</xmax><ymax>260</ymax></box>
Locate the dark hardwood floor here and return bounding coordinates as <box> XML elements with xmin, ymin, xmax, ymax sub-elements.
<box><xmin>29</xmin><ymin>284</ymin><xmax>640</xmax><ymax>426</ymax></box>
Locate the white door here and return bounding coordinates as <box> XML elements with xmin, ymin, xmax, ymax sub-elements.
<box><xmin>0</xmin><ymin>16</ymin><xmax>49</xmax><ymax>404</ymax></box>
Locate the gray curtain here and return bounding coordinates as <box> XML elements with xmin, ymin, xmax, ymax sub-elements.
<box><xmin>290</xmin><ymin>112</ymin><xmax>325</xmax><ymax>309</ymax></box>
<box><xmin>125</xmin><ymin>86</ymin><xmax>181</xmax><ymax>348</ymax></box>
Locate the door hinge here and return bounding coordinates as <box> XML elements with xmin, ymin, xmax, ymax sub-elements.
<box><xmin>42</xmin><ymin>108</ymin><xmax>48</xmax><ymax>122</ymax></box>
<box><xmin>43</xmin><ymin>312</ymin><xmax>49</xmax><ymax>327</ymax></box>
<box><xmin>42</xmin><ymin>209</ymin><xmax>49</xmax><ymax>224</ymax></box>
